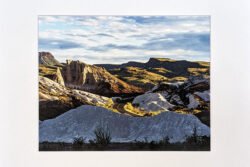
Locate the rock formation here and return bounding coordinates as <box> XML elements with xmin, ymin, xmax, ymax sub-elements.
<box><xmin>132</xmin><ymin>93</ymin><xmax>174</xmax><ymax>112</ymax></box>
<box><xmin>61</xmin><ymin>60</ymin><xmax>144</xmax><ymax>96</ymax></box>
<box><xmin>39</xmin><ymin>105</ymin><xmax>210</xmax><ymax>143</ymax></box>
<box><xmin>96</xmin><ymin>57</ymin><xmax>210</xmax><ymax>89</ymax></box>
<box><xmin>39</xmin><ymin>76</ymin><xmax>110</xmax><ymax>120</ymax></box>
<box><xmin>39</xmin><ymin>65</ymin><xmax>65</xmax><ymax>86</ymax></box>
<box><xmin>39</xmin><ymin>52</ymin><xmax>62</xmax><ymax>66</ymax></box>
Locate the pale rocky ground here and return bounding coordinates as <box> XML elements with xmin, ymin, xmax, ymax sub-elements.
<box><xmin>39</xmin><ymin>105</ymin><xmax>210</xmax><ymax>143</ymax></box>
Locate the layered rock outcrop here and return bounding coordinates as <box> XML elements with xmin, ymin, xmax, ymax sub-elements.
<box><xmin>61</xmin><ymin>60</ymin><xmax>144</xmax><ymax>96</ymax></box>
<box><xmin>39</xmin><ymin>52</ymin><xmax>65</xmax><ymax>85</ymax></box>
<box><xmin>39</xmin><ymin>76</ymin><xmax>110</xmax><ymax>120</ymax></box>
<box><xmin>39</xmin><ymin>65</ymin><xmax>65</xmax><ymax>86</ymax></box>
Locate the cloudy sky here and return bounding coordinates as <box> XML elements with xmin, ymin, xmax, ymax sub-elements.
<box><xmin>39</xmin><ymin>16</ymin><xmax>210</xmax><ymax>64</ymax></box>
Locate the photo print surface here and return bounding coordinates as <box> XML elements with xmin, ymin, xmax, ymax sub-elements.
<box><xmin>38</xmin><ymin>16</ymin><xmax>210</xmax><ymax>151</ymax></box>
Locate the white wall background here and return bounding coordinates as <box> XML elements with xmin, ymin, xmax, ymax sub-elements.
<box><xmin>0</xmin><ymin>0</ymin><xmax>250</xmax><ymax>167</ymax></box>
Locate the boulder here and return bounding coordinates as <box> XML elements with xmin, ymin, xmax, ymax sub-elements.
<box><xmin>132</xmin><ymin>93</ymin><xmax>174</xmax><ymax>112</ymax></box>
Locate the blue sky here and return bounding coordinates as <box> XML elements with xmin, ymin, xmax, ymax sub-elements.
<box><xmin>39</xmin><ymin>16</ymin><xmax>210</xmax><ymax>64</ymax></box>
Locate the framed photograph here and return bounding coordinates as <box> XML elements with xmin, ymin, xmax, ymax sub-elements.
<box><xmin>38</xmin><ymin>15</ymin><xmax>211</xmax><ymax>151</ymax></box>
<box><xmin>1</xmin><ymin>0</ymin><xmax>250</xmax><ymax>166</ymax></box>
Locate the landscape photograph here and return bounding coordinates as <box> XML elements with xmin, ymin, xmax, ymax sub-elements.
<box><xmin>38</xmin><ymin>16</ymin><xmax>210</xmax><ymax>151</ymax></box>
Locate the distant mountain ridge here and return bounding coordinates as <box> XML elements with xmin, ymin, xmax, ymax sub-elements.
<box><xmin>96</xmin><ymin>58</ymin><xmax>209</xmax><ymax>90</ymax></box>
<box><xmin>96</xmin><ymin>57</ymin><xmax>209</xmax><ymax>76</ymax></box>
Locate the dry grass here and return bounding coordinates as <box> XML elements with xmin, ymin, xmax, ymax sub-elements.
<box><xmin>150</xmin><ymin>67</ymin><xmax>172</xmax><ymax>74</ymax></box>
<box><xmin>169</xmin><ymin>76</ymin><xmax>188</xmax><ymax>82</ymax></box>
<box><xmin>196</xmin><ymin>61</ymin><xmax>210</xmax><ymax>67</ymax></box>
<box><xmin>101</xmin><ymin>100</ymin><xmax>162</xmax><ymax>117</ymax></box>
<box><xmin>173</xmin><ymin>108</ymin><xmax>202</xmax><ymax>115</ymax></box>
<box><xmin>123</xmin><ymin>103</ymin><xmax>161</xmax><ymax>117</ymax></box>
<box><xmin>152</xmin><ymin>58</ymin><xmax>177</xmax><ymax>62</ymax></box>
<box><xmin>110</xmin><ymin>66</ymin><xmax>168</xmax><ymax>89</ymax></box>
<box><xmin>188</xmin><ymin>68</ymin><xmax>209</xmax><ymax>76</ymax></box>
<box><xmin>39</xmin><ymin>65</ymin><xmax>58</xmax><ymax>76</ymax></box>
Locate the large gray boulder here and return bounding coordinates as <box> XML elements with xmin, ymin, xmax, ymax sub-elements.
<box><xmin>39</xmin><ymin>105</ymin><xmax>210</xmax><ymax>143</ymax></box>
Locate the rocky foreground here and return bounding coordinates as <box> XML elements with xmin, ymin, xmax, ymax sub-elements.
<box><xmin>39</xmin><ymin>105</ymin><xmax>210</xmax><ymax>143</ymax></box>
<box><xmin>39</xmin><ymin>76</ymin><xmax>110</xmax><ymax>120</ymax></box>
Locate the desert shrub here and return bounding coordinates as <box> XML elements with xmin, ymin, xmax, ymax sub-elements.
<box><xmin>73</xmin><ymin>137</ymin><xmax>85</xmax><ymax>145</ymax></box>
<box><xmin>149</xmin><ymin>141</ymin><xmax>158</xmax><ymax>149</ymax></box>
<box><xmin>199</xmin><ymin>136</ymin><xmax>210</xmax><ymax>145</ymax></box>
<box><xmin>94</xmin><ymin>124</ymin><xmax>112</xmax><ymax>146</ymax></box>
<box><xmin>186</xmin><ymin>127</ymin><xmax>198</xmax><ymax>144</ymax></box>
<box><xmin>132</xmin><ymin>137</ymin><xmax>150</xmax><ymax>149</ymax></box>
<box><xmin>143</xmin><ymin>137</ymin><xmax>148</xmax><ymax>143</ymax></box>
<box><xmin>159</xmin><ymin>136</ymin><xmax>170</xmax><ymax>145</ymax></box>
<box><xmin>88</xmin><ymin>139</ymin><xmax>96</xmax><ymax>145</ymax></box>
<box><xmin>185</xmin><ymin>127</ymin><xmax>210</xmax><ymax>145</ymax></box>
<box><xmin>133</xmin><ymin>139</ymin><xmax>146</xmax><ymax>149</ymax></box>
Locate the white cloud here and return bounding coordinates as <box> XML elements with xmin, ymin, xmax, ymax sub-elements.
<box><xmin>39</xmin><ymin>16</ymin><xmax>210</xmax><ymax>64</ymax></box>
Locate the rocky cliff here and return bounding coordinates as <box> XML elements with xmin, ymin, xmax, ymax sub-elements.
<box><xmin>61</xmin><ymin>60</ymin><xmax>144</xmax><ymax>96</ymax></box>
<box><xmin>39</xmin><ymin>76</ymin><xmax>110</xmax><ymax>120</ymax></box>
<box><xmin>39</xmin><ymin>65</ymin><xmax>65</xmax><ymax>86</ymax></box>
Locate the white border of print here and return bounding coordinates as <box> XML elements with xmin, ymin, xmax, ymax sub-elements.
<box><xmin>0</xmin><ymin>0</ymin><xmax>250</xmax><ymax>167</ymax></box>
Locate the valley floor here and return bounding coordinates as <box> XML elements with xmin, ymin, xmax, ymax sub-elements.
<box><xmin>39</xmin><ymin>141</ymin><xmax>210</xmax><ymax>151</ymax></box>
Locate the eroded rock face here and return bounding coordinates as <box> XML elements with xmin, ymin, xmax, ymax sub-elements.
<box><xmin>62</xmin><ymin>60</ymin><xmax>144</xmax><ymax>96</ymax></box>
<box><xmin>39</xmin><ymin>65</ymin><xmax>65</xmax><ymax>86</ymax></box>
<box><xmin>39</xmin><ymin>76</ymin><xmax>110</xmax><ymax>120</ymax></box>
<box><xmin>39</xmin><ymin>52</ymin><xmax>65</xmax><ymax>85</ymax></box>
<box><xmin>39</xmin><ymin>105</ymin><xmax>210</xmax><ymax>143</ymax></box>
